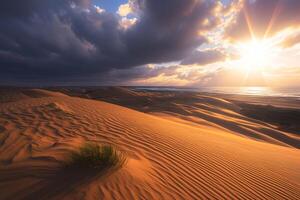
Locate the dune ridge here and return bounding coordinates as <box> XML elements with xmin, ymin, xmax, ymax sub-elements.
<box><xmin>0</xmin><ymin>90</ymin><xmax>300</xmax><ymax>199</ymax></box>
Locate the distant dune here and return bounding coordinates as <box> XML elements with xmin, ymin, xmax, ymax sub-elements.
<box><xmin>0</xmin><ymin>88</ymin><xmax>300</xmax><ymax>199</ymax></box>
<box><xmin>52</xmin><ymin>87</ymin><xmax>300</xmax><ymax>148</ymax></box>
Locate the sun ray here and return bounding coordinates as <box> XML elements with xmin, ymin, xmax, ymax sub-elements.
<box><xmin>236</xmin><ymin>0</ymin><xmax>285</xmax><ymax>86</ymax></box>
<box><xmin>263</xmin><ymin>0</ymin><xmax>283</xmax><ymax>39</ymax></box>
<box><xmin>242</xmin><ymin>4</ymin><xmax>256</xmax><ymax>41</ymax></box>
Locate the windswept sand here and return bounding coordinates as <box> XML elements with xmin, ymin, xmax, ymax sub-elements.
<box><xmin>54</xmin><ymin>87</ymin><xmax>300</xmax><ymax>148</ymax></box>
<box><xmin>0</xmin><ymin>89</ymin><xmax>300</xmax><ymax>199</ymax></box>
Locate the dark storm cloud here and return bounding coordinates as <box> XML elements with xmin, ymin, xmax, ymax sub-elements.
<box><xmin>99</xmin><ymin>65</ymin><xmax>182</xmax><ymax>84</ymax></box>
<box><xmin>181</xmin><ymin>49</ymin><xmax>226</xmax><ymax>65</ymax></box>
<box><xmin>226</xmin><ymin>0</ymin><xmax>300</xmax><ymax>41</ymax></box>
<box><xmin>0</xmin><ymin>0</ymin><xmax>221</xmax><ymax>84</ymax></box>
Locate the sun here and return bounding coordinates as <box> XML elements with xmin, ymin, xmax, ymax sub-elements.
<box><xmin>238</xmin><ymin>40</ymin><xmax>273</xmax><ymax>70</ymax></box>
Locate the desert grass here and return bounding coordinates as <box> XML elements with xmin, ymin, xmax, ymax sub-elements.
<box><xmin>66</xmin><ymin>143</ymin><xmax>127</xmax><ymax>170</ymax></box>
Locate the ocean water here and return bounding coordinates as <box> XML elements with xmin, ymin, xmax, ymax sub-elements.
<box><xmin>134</xmin><ymin>86</ymin><xmax>300</xmax><ymax>98</ymax></box>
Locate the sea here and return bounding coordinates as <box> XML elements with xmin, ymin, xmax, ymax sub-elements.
<box><xmin>133</xmin><ymin>86</ymin><xmax>300</xmax><ymax>98</ymax></box>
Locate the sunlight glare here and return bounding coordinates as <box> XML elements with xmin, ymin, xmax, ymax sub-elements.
<box><xmin>238</xmin><ymin>40</ymin><xmax>273</xmax><ymax>70</ymax></box>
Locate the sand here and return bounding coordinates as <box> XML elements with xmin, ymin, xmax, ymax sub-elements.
<box><xmin>55</xmin><ymin>87</ymin><xmax>300</xmax><ymax>148</ymax></box>
<box><xmin>0</xmin><ymin>88</ymin><xmax>300</xmax><ymax>199</ymax></box>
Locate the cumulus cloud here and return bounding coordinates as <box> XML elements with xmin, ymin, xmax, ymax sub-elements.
<box><xmin>119</xmin><ymin>17</ymin><xmax>137</xmax><ymax>30</ymax></box>
<box><xmin>117</xmin><ymin>3</ymin><xmax>133</xmax><ymax>17</ymax></box>
<box><xmin>0</xmin><ymin>0</ymin><xmax>222</xmax><ymax>84</ymax></box>
<box><xmin>226</xmin><ymin>0</ymin><xmax>300</xmax><ymax>42</ymax></box>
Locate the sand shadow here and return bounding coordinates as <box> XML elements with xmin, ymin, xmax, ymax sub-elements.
<box><xmin>4</xmin><ymin>165</ymin><xmax>117</xmax><ymax>200</ymax></box>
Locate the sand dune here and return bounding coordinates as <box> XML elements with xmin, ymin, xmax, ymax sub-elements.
<box><xmin>54</xmin><ymin>87</ymin><xmax>300</xmax><ymax>148</ymax></box>
<box><xmin>0</xmin><ymin>89</ymin><xmax>300</xmax><ymax>199</ymax></box>
<box><xmin>0</xmin><ymin>88</ymin><xmax>67</xmax><ymax>103</ymax></box>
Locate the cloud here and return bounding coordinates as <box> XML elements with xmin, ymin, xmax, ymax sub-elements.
<box><xmin>104</xmin><ymin>64</ymin><xmax>221</xmax><ymax>87</ymax></box>
<box><xmin>117</xmin><ymin>3</ymin><xmax>133</xmax><ymax>17</ymax></box>
<box><xmin>94</xmin><ymin>5</ymin><xmax>105</xmax><ymax>14</ymax></box>
<box><xmin>0</xmin><ymin>0</ymin><xmax>222</xmax><ymax>84</ymax></box>
<box><xmin>225</xmin><ymin>0</ymin><xmax>300</xmax><ymax>42</ymax></box>
<box><xmin>281</xmin><ymin>32</ymin><xmax>300</xmax><ymax>48</ymax></box>
<box><xmin>181</xmin><ymin>49</ymin><xmax>226</xmax><ymax>65</ymax></box>
<box><xmin>119</xmin><ymin>17</ymin><xmax>138</xmax><ymax>30</ymax></box>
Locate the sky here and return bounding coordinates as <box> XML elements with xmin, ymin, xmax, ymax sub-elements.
<box><xmin>92</xmin><ymin>0</ymin><xmax>127</xmax><ymax>12</ymax></box>
<box><xmin>0</xmin><ymin>0</ymin><xmax>300</xmax><ymax>87</ymax></box>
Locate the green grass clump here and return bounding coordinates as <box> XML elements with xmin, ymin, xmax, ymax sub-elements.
<box><xmin>66</xmin><ymin>143</ymin><xmax>126</xmax><ymax>170</ymax></box>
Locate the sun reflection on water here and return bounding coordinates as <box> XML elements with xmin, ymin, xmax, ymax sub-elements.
<box><xmin>238</xmin><ymin>87</ymin><xmax>271</xmax><ymax>96</ymax></box>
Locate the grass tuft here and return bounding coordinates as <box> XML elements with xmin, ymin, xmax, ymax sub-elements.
<box><xmin>66</xmin><ymin>143</ymin><xmax>127</xmax><ymax>170</ymax></box>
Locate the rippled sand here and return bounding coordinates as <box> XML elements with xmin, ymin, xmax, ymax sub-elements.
<box><xmin>0</xmin><ymin>89</ymin><xmax>299</xmax><ymax>199</ymax></box>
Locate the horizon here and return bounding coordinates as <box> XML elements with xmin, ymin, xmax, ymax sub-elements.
<box><xmin>2</xmin><ymin>85</ymin><xmax>300</xmax><ymax>99</ymax></box>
